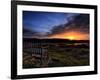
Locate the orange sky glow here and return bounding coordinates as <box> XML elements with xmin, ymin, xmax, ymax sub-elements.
<box><xmin>49</xmin><ymin>31</ymin><xmax>89</xmax><ymax>40</ymax></box>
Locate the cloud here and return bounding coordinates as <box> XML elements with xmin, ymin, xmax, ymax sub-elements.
<box><xmin>23</xmin><ymin>28</ymin><xmax>48</xmax><ymax>38</ymax></box>
<box><xmin>47</xmin><ymin>14</ymin><xmax>89</xmax><ymax>37</ymax></box>
<box><xmin>23</xmin><ymin>14</ymin><xmax>89</xmax><ymax>40</ymax></box>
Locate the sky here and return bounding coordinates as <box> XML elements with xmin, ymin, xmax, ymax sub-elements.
<box><xmin>23</xmin><ymin>11</ymin><xmax>89</xmax><ymax>40</ymax></box>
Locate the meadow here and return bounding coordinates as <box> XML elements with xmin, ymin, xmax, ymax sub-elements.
<box><xmin>23</xmin><ymin>39</ymin><xmax>89</xmax><ymax>68</ymax></box>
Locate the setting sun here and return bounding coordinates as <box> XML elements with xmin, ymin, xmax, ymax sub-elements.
<box><xmin>48</xmin><ymin>31</ymin><xmax>89</xmax><ymax>40</ymax></box>
<box><xmin>65</xmin><ymin>36</ymin><xmax>75</xmax><ymax>40</ymax></box>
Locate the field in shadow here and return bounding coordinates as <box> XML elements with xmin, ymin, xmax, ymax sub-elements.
<box><xmin>23</xmin><ymin>38</ymin><xmax>89</xmax><ymax>68</ymax></box>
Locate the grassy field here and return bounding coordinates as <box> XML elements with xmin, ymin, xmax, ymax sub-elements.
<box><xmin>23</xmin><ymin>41</ymin><xmax>89</xmax><ymax>68</ymax></box>
<box><xmin>47</xmin><ymin>45</ymin><xmax>89</xmax><ymax>67</ymax></box>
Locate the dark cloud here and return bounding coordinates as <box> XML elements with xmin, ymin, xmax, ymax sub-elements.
<box><xmin>23</xmin><ymin>28</ymin><xmax>47</xmax><ymax>38</ymax></box>
<box><xmin>47</xmin><ymin>14</ymin><xmax>89</xmax><ymax>37</ymax></box>
<box><xmin>23</xmin><ymin>28</ymin><xmax>38</xmax><ymax>38</ymax></box>
<box><xmin>23</xmin><ymin>14</ymin><xmax>89</xmax><ymax>39</ymax></box>
<box><xmin>23</xmin><ymin>28</ymin><xmax>33</xmax><ymax>34</ymax></box>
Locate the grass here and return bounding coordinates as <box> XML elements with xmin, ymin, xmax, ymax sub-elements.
<box><xmin>47</xmin><ymin>47</ymin><xmax>89</xmax><ymax>67</ymax></box>
<box><xmin>23</xmin><ymin>42</ymin><xmax>89</xmax><ymax>68</ymax></box>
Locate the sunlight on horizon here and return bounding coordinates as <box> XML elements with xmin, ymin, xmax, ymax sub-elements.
<box><xmin>48</xmin><ymin>31</ymin><xmax>89</xmax><ymax>40</ymax></box>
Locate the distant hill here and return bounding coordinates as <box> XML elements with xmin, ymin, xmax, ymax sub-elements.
<box><xmin>23</xmin><ymin>38</ymin><xmax>89</xmax><ymax>43</ymax></box>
